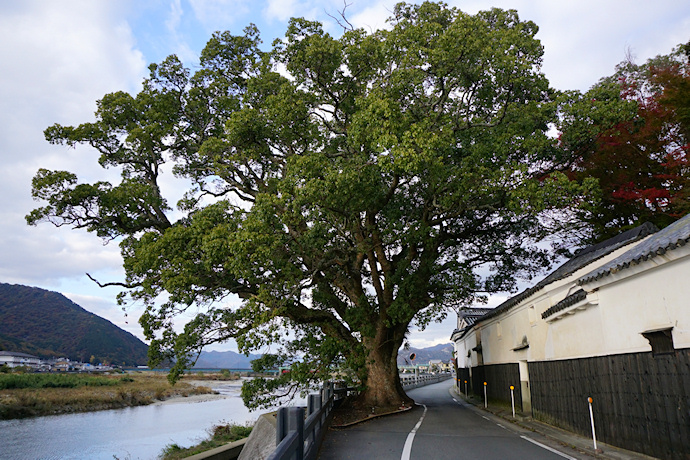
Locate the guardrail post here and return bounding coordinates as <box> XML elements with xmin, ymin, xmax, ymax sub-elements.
<box><xmin>325</xmin><ymin>381</ymin><xmax>333</xmax><ymax>400</ymax></box>
<box><xmin>276</xmin><ymin>407</ymin><xmax>288</xmax><ymax>445</ymax></box>
<box><xmin>309</xmin><ymin>393</ymin><xmax>322</xmax><ymax>442</ymax></box>
<box><xmin>288</xmin><ymin>407</ymin><xmax>304</xmax><ymax>460</ymax></box>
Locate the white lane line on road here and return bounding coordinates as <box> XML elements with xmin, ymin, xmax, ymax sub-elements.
<box><xmin>520</xmin><ymin>436</ymin><xmax>578</xmax><ymax>460</ymax></box>
<box><xmin>481</xmin><ymin>415</ymin><xmax>490</xmax><ymax>420</ymax></box>
<box><xmin>401</xmin><ymin>404</ymin><xmax>427</xmax><ymax>460</ymax></box>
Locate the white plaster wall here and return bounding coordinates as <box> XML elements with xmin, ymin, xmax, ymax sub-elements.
<box><xmin>545</xmin><ymin>304</ymin><xmax>606</xmax><ymax>359</ymax></box>
<box><xmin>591</xmin><ymin>250</ymin><xmax>690</xmax><ymax>353</ymax></box>
<box><xmin>453</xmin><ymin>233</ymin><xmax>690</xmax><ymax>365</ymax></box>
<box><xmin>538</xmin><ymin>245</ymin><xmax>690</xmax><ymax>360</ymax></box>
<box><xmin>454</xmin><ymin>340</ymin><xmax>469</xmax><ymax>368</ymax></box>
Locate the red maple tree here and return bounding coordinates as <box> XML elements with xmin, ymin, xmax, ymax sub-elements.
<box><xmin>560</xmin><ymin>44</ymin><xmax>689</xmax><ymax>241</ymax></box>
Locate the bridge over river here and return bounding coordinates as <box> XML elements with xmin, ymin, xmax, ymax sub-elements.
<box><xmin>318</xmin><ymin>378</ymin><xmax>583</xmax><ymax>460</ymax></box>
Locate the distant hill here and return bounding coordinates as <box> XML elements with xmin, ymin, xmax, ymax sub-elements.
<box><xmin>397</xmin><ymin>343</ymin><xmax>454</xmax><ymax>365</ymax></box>
<box><xmin>189</xmin><ymin>343</ymin><xmax>454</xmax><ymax>370</ymax></box>
<box><xmin>0</xmin><ymin>283</ymin><xmax>148</xmax><ymax>366</ymax></box>
<box><xmin>193</xmin><ymin>350</ymin><xmax>263</xmax><ymax>369</ymax></box>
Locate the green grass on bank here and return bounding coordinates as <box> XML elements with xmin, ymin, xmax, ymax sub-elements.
<box><xmin>0</xmin><ymin>372</ymin><xmax>214</xmax><ymax>419</ymax></box>
<box><xmin>160</xmin><ymin>423</ymin><xmax>253</xmax><ymax>459</ymax></box>
<box><xmin>0</xmin><ymin>373</ymin><xmax>122</xmax><ymax>390</ymax></box>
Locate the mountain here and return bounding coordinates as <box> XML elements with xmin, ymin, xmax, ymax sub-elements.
<box><xmin>193</xmin><ymin>350</ymin><xmax>263</xmax><ymax>369</ymax></box>
<box><xmin>397</xmin><ymin>343</ymin><xmax>454</xmax><ymax>365</ymax></box>
<box><xmin>191</xmin><ymin>343</ymin><xmax>455</xmax><ymax>370</ymax></box>
<box><xmin>0</xmin><ymin>283</ymin><xmax>148</xmax><ymax>366</ymax></box>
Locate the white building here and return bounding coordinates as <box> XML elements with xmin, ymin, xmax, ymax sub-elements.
<box><xmin>0</xmin><ymin>351</ymin><xmax>42</xmax><ymax>368</ymax></box>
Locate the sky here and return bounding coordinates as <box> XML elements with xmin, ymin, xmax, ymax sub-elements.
<box><xmin>1</xmin><ymin>0</ymin><xmax>688</xmax><ymax>353</ymax></box>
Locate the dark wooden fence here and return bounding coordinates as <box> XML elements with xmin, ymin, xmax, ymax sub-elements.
<box><xmin>529</xmin><ymin>349</ymin><xmax>690</xmax><ymax>460</ymax></box>
<box><xmin>456</xmin><ymin>367</ymin><xmax>471</xmax><ymax>393</ymax></box>
<box><xmin>468</xmin><ymin>363</ymin><xmax>522</xmax><ymax>411</ymax></box>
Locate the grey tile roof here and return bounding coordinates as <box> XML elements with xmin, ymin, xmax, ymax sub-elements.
<box><xmin>541</xmin><ymin>289</ymin><xmax>586</xmax><ymax>319</ymax></box>
<box><xmin>579</xmin><ymin>213</ymin><xmax>690</xmax><ymax>285</ymax></box>
<box><xmin>476</xmin><ymin>222</ymin><xmax>658</xmax><ymax>324</ymax></box>
<box><xmin>458</xmin><ymin>308</ymin><xmax>492</xmax><ymax>326</ymax></box>
<box><xmin>450</xmin><ymin>307</ymin><xmax>493</xmax><ymax>340</ymax></box>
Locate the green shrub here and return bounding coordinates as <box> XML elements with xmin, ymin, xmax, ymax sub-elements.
<box><xmin>212</xmin><ymin>423</ymin><xmax>253</xmax><ymax>441</ymax></box>
<box><xmin>160</xmin><ymin>443</ymin><xmax>183</xmax><ymax>457</ymax></box>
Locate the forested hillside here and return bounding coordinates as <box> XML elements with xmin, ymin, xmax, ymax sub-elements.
<box><xmin>0</xmin><ymin>283</ymin><xmax>148</xmax><ymax>365</ymax></box>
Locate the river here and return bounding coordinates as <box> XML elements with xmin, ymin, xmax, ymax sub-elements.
<box><xmin>0</xmin><ymin>379</ymin><xmax>277</xmax><ymax>460</ymax></box>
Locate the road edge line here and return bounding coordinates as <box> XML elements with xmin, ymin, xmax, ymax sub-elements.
<box><xmin>520</xmin><ymin>435</ymin><xmax>578</xmax><ymax>460</ymax></box>
<box><xmin>401</xmin><ymin>404</ymin><xmax>427</xmax><ymax>460</ymax></box>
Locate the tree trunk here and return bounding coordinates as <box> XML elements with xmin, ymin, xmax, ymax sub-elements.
<box><xmin>358</xmin><ymin>330</ymin><xmax>414</xmax><ymax>408</ymax></box>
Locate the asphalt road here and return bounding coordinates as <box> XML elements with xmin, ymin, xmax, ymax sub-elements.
<box><xmin>318</xmin><ymin>379</ymin><xmax>585</xmax><ymax>460</ymax></box>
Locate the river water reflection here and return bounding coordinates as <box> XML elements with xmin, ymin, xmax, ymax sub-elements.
<box><xmin>0</xmin><ymin>379</ymin><xmax>270</xmax><ymax>460</ymax></box>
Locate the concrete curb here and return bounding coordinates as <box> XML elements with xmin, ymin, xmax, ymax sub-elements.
<box><xmin>330</xmin><ymin>405</ymin><xmax>414</xmax><ymax>429</ymax></box>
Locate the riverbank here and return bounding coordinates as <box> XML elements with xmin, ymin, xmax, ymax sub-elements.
<box><xmin>0</xmin><ymin>372</ymin><xmax>217</xmax><ymax>419</ymax></box>
<box><xmin>160</xmin><ymin>422</ymin><xmax>253</xmax><ymax>459</ymax></box>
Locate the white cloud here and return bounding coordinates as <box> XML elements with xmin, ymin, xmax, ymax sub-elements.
<box><xmin>166</xmin><ymin>0</ymin><xmax>184</xmax><ymax>33</ymax></box>
<box><xmin>443</xmin><ymin>0</ymin><xmax>690</xmax><ymax>91</ymax></box>
<box><xmin>188</xmin><ymin>0</ymin><xmax>251</xmax><ymax>32</ymax></box>
<box><xmin>264</xmin><ymin>0</ymin><xmax>300</xmax><ymax>22</ymax></box>
<box><xmin>262</xmin><ymin>0</ymin><xmax>349</xmax><ymax>30</ymax></box>
<box><xmin>349</xmin><ymin>2</ymin><xmax>394</xmax><ymax>32</ymax></box>
<box><xmin>0</xmin><ymin>2</ymin><xmax>146</xmax><ymax>298</ymax></box>
<box><xmin>339</xmin><ymin>0</ymin><xmax>690</xmax><ymax>92</ymax></box>
<box><xmin>161</xmin><ymin>0</ymin><xmax>200</xmax><ymax>64</ymax></box>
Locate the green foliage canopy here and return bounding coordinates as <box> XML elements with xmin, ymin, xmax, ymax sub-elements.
<box><xmin>28</xmin><ymin>2</ymin><xmax>592</xmax><ymax>407</ymax></box>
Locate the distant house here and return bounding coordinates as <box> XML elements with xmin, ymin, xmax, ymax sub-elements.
<box><xmin>451</xmin><ymin>215</ymin><xmax>690</xmax><ymax>459</ymax></box>
<box><xmin>0</xmin><ymin>351</ymin><xmax>41</xmax><ymax>368</ymax></box>
<box><xmin>450</xmin><ymin>307</ymin><xmax>492</xmax><ymax>369</ymax></box>
<box><xmin>53</xmin><ymin>360</ymin><xmax>73</xmax><ymax>372</ymax></box>
<box><xmin>427</xmin><ymin>359</ymin><xmax>451</xmax><ymax>372</ymax></box>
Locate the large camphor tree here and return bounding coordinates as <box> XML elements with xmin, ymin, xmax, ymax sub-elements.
<box><xmin>27</xmin><ymin>2</ymin><xmax>590</xmax><ymax>409</ymax></box>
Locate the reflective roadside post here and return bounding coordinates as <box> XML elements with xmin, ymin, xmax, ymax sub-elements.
<box><xmin>464</xmin><ymin>380</ymin><xmax>468</xmax><ymax>399</ymax></box>
<box><xmin>588</xmin><ymin>397</ymin><xmax>599</xmax><ymax>452</ymax></box>
<box><xmin>483</xmin><ymin>381</ymin><xmax>487</xmax><ymax>408</ymax></box>
<box><xmin>510</xmin><ymin>385</ymin><xmax>515</xmax><ymax>418</ymax></box>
